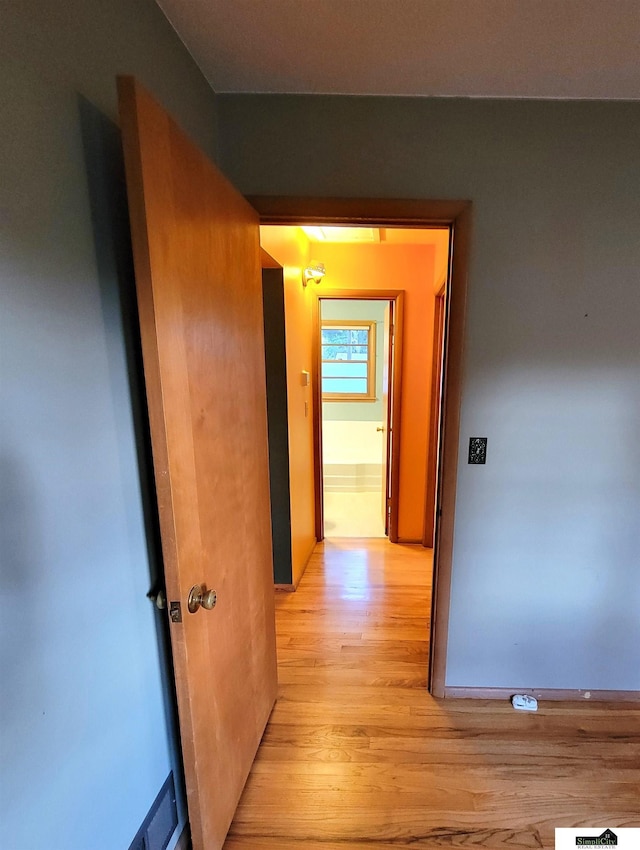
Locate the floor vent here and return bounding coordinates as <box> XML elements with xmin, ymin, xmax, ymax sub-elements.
<box><xmin>128</xmin><ymin>772</ymin><xmax>178</xmax><ymax>850</ymax></box>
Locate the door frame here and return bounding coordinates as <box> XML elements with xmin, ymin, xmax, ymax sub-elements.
<box><xmin>249</xmin><ymin>197</ymin><xmax>471</xmax><ymax>698</ymax></box>
<box><xmin>314</xmin><ymin>289</ymin><xmax>405</xmax><ymax>543</ymax></box>
<box><xmin>423</xmin><ymin>282</ymin><xmax>447</xmax><ymax>549</ymax></box>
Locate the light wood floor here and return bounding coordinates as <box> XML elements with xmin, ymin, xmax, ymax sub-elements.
<box><xmin>323</xmin><ymin>491</ymin><xmax>386</xmax><ymax>538</ymax></box>
<box><xmin>224</xmin><ymin>539</ymin><xmax>640</xmax><ymax>850</ymax></box>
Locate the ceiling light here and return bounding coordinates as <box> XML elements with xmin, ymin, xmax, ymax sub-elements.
<box><xmin>301</xmin><ymin>226</ymin><xmax>379</xmax><ymax>243</ymax></box>
<box><xmin>301</xmin><ymin>226</ymin><xmax>325</xmax><ymax>241</ymax></box>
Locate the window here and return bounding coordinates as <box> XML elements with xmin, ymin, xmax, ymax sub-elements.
<box><xmin>321</xmin><ymin>320</ymin><xmax>376</xmax><ymax>401</ymax></box>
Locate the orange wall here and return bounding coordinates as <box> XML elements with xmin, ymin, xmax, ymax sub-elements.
<box><xmin>382</xmin><ymin>227</ymin><xmax>450</xmax><ymax>292</ymax></box>
<box><xmin>260</xmin><ymin>226</ymin><xmax>316</xmax><ymax>584</ymax></box>
<box><xmin>317</xmin><ymin>242</ymin><xmax>436</xmax><ymax>541</ymax></box>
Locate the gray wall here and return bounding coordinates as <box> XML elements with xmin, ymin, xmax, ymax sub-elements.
<box><xmin>321</xmin><ymin>299</ymin><xmax>386</xmax><ymax>421</ymax></box>
<box><xmin>219</xmin><ymin>95</ymin><xmax>640</xmax><ymax>691</ymax></box>
<box><xmin>1</xmin><ymin>0</ymin><xmax>218</xmax><ymax>847</ymax></box>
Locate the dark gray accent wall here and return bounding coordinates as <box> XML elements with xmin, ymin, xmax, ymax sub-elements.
<box><xmin>1</xmin><ymin>1</ymin><xmax>218</xmax><ymax>847</ymax></box>
<box><xmin>218</xmin><ymin>94</ymin><xmax>640</xmax><ymax>691</ymax></box>
<box><xmin>262</xmin><ymin>269</ymin><xmax>294</xmax><ymax>585</ymax></box>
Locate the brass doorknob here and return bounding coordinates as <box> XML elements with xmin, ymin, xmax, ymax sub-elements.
<box><xmin>376</xmin><ymin>426</ymin><xmax>385</xmax><ymax>432</ymax></box>
<box><xmin>188</xmin><ymin>584</ymin><xmax>217</xmax><ymax>614</ymax></box>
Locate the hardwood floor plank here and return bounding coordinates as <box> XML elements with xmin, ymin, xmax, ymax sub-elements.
<box><xmin>224</xmin><ymin>831</ymin><xmax>544</xmax><ymax>850</ymax></box>
<box><xmin>223</xmin><ymin>540</ymin><xmax>640</xmax><ymax>850</ymax></box>
<box><xmin>229</xmin><ymin>805</ymin><xmax>640</xmax><ymax>836</ymax></box>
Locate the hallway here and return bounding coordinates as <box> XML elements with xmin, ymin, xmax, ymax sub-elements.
<box><xmin>223</xmin><ymin>540</ymin><xmax>640</xmax><ymax>849</ymax></box>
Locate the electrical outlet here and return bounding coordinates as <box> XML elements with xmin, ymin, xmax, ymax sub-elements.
<box><xmin>511</xmin><ymin>694</ymin><xmax>538</xmax><ymax>711</ymax></box>
<box><xmin>468</xmin><ymin>437</ymin><xmax>487</xmax><ymax>464</ymax></box>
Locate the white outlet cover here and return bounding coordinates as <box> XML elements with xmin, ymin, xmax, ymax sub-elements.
<box><xmin>511</xmin><ymin>694</ymin><xmax>538</xmax><ymax>711</ymax></box>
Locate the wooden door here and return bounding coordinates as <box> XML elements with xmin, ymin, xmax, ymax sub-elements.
<box><xmin>118</xmin><ymin>77</ymin><xmax>277</xmax><ymax>850</ymax></box>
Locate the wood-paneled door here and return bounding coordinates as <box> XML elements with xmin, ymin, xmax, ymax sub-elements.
<box><xmin>118</xmin><ymin>77</ymin><xmax>277</xmax><ymax>850</ymax></box>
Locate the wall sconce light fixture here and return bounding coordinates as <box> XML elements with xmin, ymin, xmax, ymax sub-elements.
<box><xmin>302</xmin><ymin>262</ymin><xmax>326</xmax><ymax>287</ymax></box>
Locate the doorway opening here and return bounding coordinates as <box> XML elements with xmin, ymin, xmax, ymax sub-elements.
<box><xmin>320</xmin><ymin>295</ymin><xmax>398</xmax><ymax>540</ymax></box>
<box><xmin>260</xmin><ymin>222</ymin><xmax>451</xmax><ymax>550</ymax></box>
<box><xmin>256</xmin><ymin>198</ymin><xmax>470</xmax><ymax>698</ymax></box>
